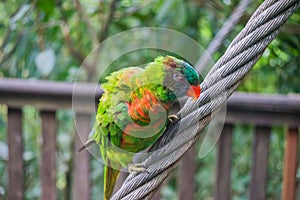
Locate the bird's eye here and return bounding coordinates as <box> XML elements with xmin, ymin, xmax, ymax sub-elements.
<box><xmin>173</xmin><ymin>73</ymin><xmax>185</xmax><ymax>82</ymax></box>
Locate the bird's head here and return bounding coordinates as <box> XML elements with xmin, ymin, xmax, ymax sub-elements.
<box><xmin>140</xmin><ymin>56</ymin><xmax>201</xmax><ymax>104</ymax></box>
<box><xmin>158</xmin><ymin>56</ymin><xmax>201</xmax><ymax>100</ymax></box>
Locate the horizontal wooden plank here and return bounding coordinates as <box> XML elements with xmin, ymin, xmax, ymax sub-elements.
<box><xmin>0</xmin><ymin>78</ymin><xmax>103</xmax><ymax>112</ymax></box>
<box><xmin>226</xmin><ymin>109</ymin><xmax>300</xmax><ymax>126</ymax></box>
<box><xmin>1</xmin><ymin>79</ymin><xmax>300</xmax><ymax>125</ymax></box>
<box><xmin>227</xmin><ymin>92</ymin><xmax>300</xmax><ymax>113</ymax></box>
<box><xmin>226</xmin><ymin>93</ymin><xmax>300</xmax><ymax>126</ymax></box>
<box><xmin>0</xmin><ymin>78</ymin><xmax>102</xmax><ymax>97</ymax></box>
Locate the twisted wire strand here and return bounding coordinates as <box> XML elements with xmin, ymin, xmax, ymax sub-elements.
<box><xmin>206</xmin><ymin>0</ymin><xmax>298</xmax><ymax>77</ymax></box>
<box><xmin>111</xmin><ymin>1</ymin><xmax>300</xmax><ymax>199</ymax></box>
<box><xmin>196</xmin><ymin>0</ymin><xmax>252</xmax><ymax>73</ymax></box>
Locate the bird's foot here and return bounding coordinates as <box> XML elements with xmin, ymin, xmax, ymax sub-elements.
<box><xmin>168</xmin><ymin>114</ymin><xmax>179</xmax><ymax>124</ymax></box>
<box><xmin>128</xmin><ymin>163</ymin><xmax>149</xmax><ymax>173</ymax></box>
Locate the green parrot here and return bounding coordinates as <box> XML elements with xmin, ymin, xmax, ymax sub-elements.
<box><xmin>91</xmin><ymin>56</ymin><xmax>201</xmax><ymax>199</ymax></box>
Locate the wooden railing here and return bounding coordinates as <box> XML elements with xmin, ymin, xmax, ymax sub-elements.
<box><xmin>0</xmin><ymin>78</ymin><xmax>299</xmax><ymax>200</ymax></box>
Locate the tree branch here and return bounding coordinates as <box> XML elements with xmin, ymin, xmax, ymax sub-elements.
<box><xmin>0</xmin><ymin>33</ymin><xmax>23</xmax><ymax>67</ymax></box>
<box><xmin>60</xmin><ymin>22</ymin><xmax>85</xmax><ymax>64</ymax></box>
<box><xmin>114</xmin><ymin>0</ymin><xmax>153</xmax><ymax>19</ymax></box>
<box><xmin>196</xmin><ymin>0</ymin><xmax>252</xmax><ymax>73</ymax></box>
<box><xmin>98</xmin><ymin>0</ymin><xmax>118</xmax><ymax>43</ymax></box>
<box><xmin>55</xmin><ymin>0</ymin><xmax>85</xmax><ymax>64</ymax></box>
<box><xmin>73</xmin><ymin>0</ymin><xmax>98</xmax><ymax>46</ymax></box>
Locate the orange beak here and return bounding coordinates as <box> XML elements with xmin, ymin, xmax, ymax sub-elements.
<box><xmin>186</xmin><ymin>85</ymin><xmax>201</xmax><ymax>99</ymax></box>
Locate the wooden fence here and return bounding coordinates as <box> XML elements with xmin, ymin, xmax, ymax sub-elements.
<box><xmin>0</xmin><ymin>78</ymin><xmax>299</xmax><ymax>200</ymax></box>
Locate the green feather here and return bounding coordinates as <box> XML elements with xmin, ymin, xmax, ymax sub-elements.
<box><xmin>92</xmin><ymin>55</ymin><xmax>200</xmax><ymax>199</ymax></box>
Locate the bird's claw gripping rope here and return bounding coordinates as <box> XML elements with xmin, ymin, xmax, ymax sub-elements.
<box><xmin>128</xmin><ymin>163</ymin><xmax>150</xmax><ymax>174</ymax></box>
<box><xmin>168</xmin><ymin>115</ymin><xmax>180</xmax><ymax>124</ymax></box>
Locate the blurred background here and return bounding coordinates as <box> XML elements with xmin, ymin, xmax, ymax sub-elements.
<box><xmin>0</xmin><ymin>0</ymin><xmax>299</xmax><ymax>199</ymax></box>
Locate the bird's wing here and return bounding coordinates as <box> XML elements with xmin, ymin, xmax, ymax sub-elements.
<box><xmin>93</xmin><ymin>67</ymin><xmax>143</xmax><ymax>163</ymax></box>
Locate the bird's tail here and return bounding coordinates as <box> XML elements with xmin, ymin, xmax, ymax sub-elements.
<box><xmin>104</xmin><ymin>165</ymin><xmax>120</xmax><ymax>200</ymax></box>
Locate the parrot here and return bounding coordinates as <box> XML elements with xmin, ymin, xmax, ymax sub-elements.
<box><xmin>88</xmin><ymin>56</ymin><xmax>201</xmax><ymax>200</ymax></box>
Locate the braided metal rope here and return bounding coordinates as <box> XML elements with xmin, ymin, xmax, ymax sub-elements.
<box><xmin>197</xmin><ymin>0</ymin><xmax>252</xmax><ymax>73</ymax></box>
<box><xmin>111</xmin><ymin>1</ymin><xmax>300</xmax><ymax>199</ymax></box>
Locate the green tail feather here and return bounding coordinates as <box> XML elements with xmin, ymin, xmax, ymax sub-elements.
<box><xmin>104</xmin><ymin>165</ymin><xmax>120</xmax><ymax>200</ymax></box>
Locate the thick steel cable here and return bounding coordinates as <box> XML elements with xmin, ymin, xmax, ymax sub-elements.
<box><xmin>197</xmin><ymin>0</ymin><xmax>252</xmax><ymax>73</ymax></box>
<box><xmin>111</xmin><ymin>1</ymin><xmax>300</xmax><ymax>199</ymax></box>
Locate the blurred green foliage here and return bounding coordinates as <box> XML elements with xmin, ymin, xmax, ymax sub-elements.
<box><xmin>0</xmin><ymin>0</ymin><xmax>299</xmax><ymax>199</ymax></box>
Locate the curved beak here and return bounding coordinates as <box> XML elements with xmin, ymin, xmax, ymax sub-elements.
<box><xmin>186</xmin><ymin>85</ymin><xmax>201</xmax><ymax>99</ymax></box>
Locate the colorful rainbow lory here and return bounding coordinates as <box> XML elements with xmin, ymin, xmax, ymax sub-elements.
<box><xmin>92</xmin><ymin>56</ymin><xmax>201</xmax><ymax>199</ymax></box>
